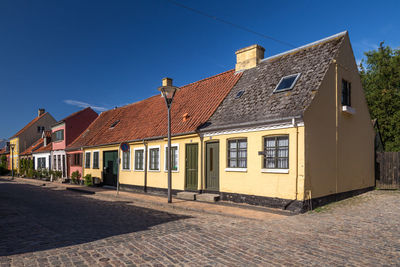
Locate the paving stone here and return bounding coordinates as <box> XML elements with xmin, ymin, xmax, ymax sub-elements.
<box><xmin>0</xmin><ymin>179</ymin><xmax>399</xmax><ymax>266</ymax></box>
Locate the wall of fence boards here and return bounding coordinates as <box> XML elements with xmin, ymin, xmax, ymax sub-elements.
<box><xmin>376</xmin><ymin>152</ymin><xmax>400</xmax><ymax>189</ymax></box>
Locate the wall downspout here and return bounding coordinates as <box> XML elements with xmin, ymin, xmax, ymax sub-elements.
<box><xmin>143</xmin><ymin>140</ymin><xmax>148</xmax><ymax>193</ymax></box>
<box><xmin>200</xmin><ymin>134</ymin><xmax>204</xmax><ymax>193</ymax></box>
<box><xmin>293</xmin><ymin>117</ymin><xmax>299</xmax><ymax>201</ymax></box>
<box><xmin>333</xmin><ymin>59</ymin><xmax>339</xmax><ymax>194</ymax></box>
<box><xmin>117</xmin><ymin>142</ymin><xmax>122</xmax><ymax>195</ymax></box>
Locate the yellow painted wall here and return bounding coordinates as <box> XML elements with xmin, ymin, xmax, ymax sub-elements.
<box><xmin>9</xmin><ymin>138</ymin><xmax>19</xmax><ymax>172</ymax></box>
<box><xmin>83</xmin><ymin>135</ymin><xmax>202</xmax><ymax>191</ymax></box>
<box><xmin>82</xmin><ymin>128</ymin><xmax>304</xmax><ymax>201</ymax></box>
<box><xmin>303</xmin><ymin>34</ymin><xmax>375</xmax><ymax>199</ymax></box>
<box><xmin>205</xmin><ymin>126</ymin><xmax>305</xmax><ymax>200</ymax></box>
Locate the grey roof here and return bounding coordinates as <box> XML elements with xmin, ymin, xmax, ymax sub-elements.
<box><xmin>200</xmin><ymin>32</ymin><xmax>346</xmax><ymax>132</ymax></box>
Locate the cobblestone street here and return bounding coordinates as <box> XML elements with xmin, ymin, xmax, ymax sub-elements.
<box><xmin>0</xmin><ymin>179</ymin><xmax>399</xmax><ymax>266</ymax></box>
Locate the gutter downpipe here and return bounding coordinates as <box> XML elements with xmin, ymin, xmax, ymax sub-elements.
<box><xmin>293</xmin><ymin>117</ymin><xmax>299</xmax><ymax>201</ymax></box>
<box><xmin>333</xmin><ymin>59</ymin><xmax>339</xmax><ymax>195</ymax></box>
<box><xmin>200</xmin><ymin>133</ymin><xmax>204</xmax><ymax>193</ymax></box>
<box><xmin>117</xmin><ymin>142</ymin><xmax>122</xmax><ymax>195</ymax></box>
<box><xmin>143</xmin><ymin>139</ymin><xmax>148</xmax><ymax>193</ymax></box>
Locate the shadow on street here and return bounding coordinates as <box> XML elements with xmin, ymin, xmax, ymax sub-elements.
<box><xmin>0</xmin><ymin>182</ymin><xmax>191</xmax><ymax>256</ymax></box>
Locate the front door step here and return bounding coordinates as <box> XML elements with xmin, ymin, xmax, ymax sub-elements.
<box><xmin>196</xmin><ymin>193</ymin><xmax>220</xmax><ymax>203</ymax></box>
<box><xmin>176</xmin><ymin>191</ymin><xmax>197</xmax><ymax>201</ymax></box>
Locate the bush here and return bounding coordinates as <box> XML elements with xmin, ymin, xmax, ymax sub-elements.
<box><xmin>71</xmin><ymin>170</ymin><xmax>81</xmax><ymax>184</ymax></box>
<box><xmin>27</xmin><ymin>168</ymin><xmax>34</xmax><ymax>178</ymax></box>
<box><xmin>84</xmin><ymin>174</ymin><xmax>93</xmax><ymax>186</ymax></box>
<box><xmin>40</xmin><ymin>169</ymin><xmax>50</xmax><ymax>179</ymax></box>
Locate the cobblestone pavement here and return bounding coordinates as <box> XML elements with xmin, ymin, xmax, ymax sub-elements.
<box><xmin>0</xmin><ymin>179</ymin><xmax>399</xmax><ymax>266</ymax></box>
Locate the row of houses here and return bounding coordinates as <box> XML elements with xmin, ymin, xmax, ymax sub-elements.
<box><xmin>1</xmin><ymin>31</ymin><xmax>375</xmax><ymax>212</ymax></box>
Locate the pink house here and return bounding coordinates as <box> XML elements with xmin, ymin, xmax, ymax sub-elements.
<box><xmin>51</xmin><ymin>107</ymin><xmax>98</xmax><ymax>178</ymax></box>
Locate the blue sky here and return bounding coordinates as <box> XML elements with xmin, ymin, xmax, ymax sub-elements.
<box><xmin>1</xmin><ymin>0</ymin><xmax>399</xmax><ymax>139</ymax></box>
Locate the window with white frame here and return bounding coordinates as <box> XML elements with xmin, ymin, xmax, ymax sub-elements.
<box><xmin>93</xmin><ymin>151</ymin><xmax>99</xmax><ymax>169</ymax></box>
<box><xmin>134</xmin><ymin>149</ymin><xmax>144</xmax><ymax>170</ymax></box>
<box><xmin>263</xmin><ymin>136</ymin><xmax>289</xmax><ymax>169</ymax></box>
<box><xmin>149</xmin><ymin>147</ymin><xmax>160</xmax><ymax>171</ymax></box>
<box><xmin>165</xmin><ymin>145</ymin><xmax>178</xmax><ymax>171</ymax></box>
<box><xmin>38</xmin><ymin>157</ymin><xmax>46</xmax><ymax>169</ymax></box>
<box><xmin>227</xmin><ymin>139</ymin><xmax>247</xmax><ymax>168</ymax></box>
<box><xmin>85</xmin><ymin>152</ymin><xmax>91</xmax><ymax>168</ymax></box>
<box><xmin>122</xmin><ymin>150</ymin><xmax>130</xmax><ymax>170</ymax></box>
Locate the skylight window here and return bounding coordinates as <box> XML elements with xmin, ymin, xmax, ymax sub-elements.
<box><xmin>235</xmin><ymin>90</ymin><xmax>245</xmax><ymax>99</ymax></box>
<box><xmin>274</xmin><ymin>73</ymin><xmax>301</xmax><ymax>93</ymax></box>
<box><xmin>110</xmin><ymin>120</ymin><xmax>120</xmax><ymax>128</ymax></box>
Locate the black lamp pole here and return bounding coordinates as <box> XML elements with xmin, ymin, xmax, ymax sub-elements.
<box><xmin>158</xmin><ymin>78</ymin><xmax>179</xmax><ymax>203</ymax></box>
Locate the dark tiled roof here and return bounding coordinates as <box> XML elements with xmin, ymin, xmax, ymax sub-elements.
<box><xmin>202</xmin><ymin>32</ymin><xmax>346</xmax><ymax>131</ymax></box>
<box><xmin>20</xmin><ymin>138</ymin><xmax>44</xmax><ymax>156</ymax></box>
<box><xmin>68</xmin><ymin>70</ymin><xmax>241</xmax><ymax>149</ymax></box>
<box><xmin>11</xmin><ymin>113</ymin><xmax>48</xmax><ymax>139</ymax></box>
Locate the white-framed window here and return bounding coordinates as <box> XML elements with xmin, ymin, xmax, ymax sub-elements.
<box><xmin>122</xmin><ymin>150</ymin><xmax>131</xmax><ymax>170</ymax></box>
<box><xmin>85</xmin><ymin>152</ymin><xmax>91</xmax><ymax>169</ymax></box>
<box><xmin>93</xmin><ymin>151</ymin><xmax>99</xmax><ymax>169</ymax></box>
<box><xmin>164</xmin><ymin>144</ymin><xmax>179</xmax><ymax>172</ymax></box>
<box><xmin>263</xmin><ymin>136</ymin><xmax>289</xmax><ymax>170</ymax></box>
<box><xmin>227</xmin><ymin>139</ymin><xmax>247</xmax><ymax>168</ymax></box>
<box><xmin>148</xmin><ymin>145</ymin><xmax>160</xmax><ymax>171</ymax></box>
<box><xmin>134</xmin><ymin>147</ymin><xmax>145</xmax><ymax>171</ymax></box>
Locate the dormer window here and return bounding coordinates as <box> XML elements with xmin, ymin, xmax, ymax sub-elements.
<box><xmin>274</xmin><ymin>73</ymin><xmax>301</xmax><ymax>93</ymax></box>
<box><xmin>110</xmin><ymin>120</ymin><xmax>120</xmax><ymax>129</ymax></box>
<box><xmin>342</xmin><ymin>79</ymin><xmax>351</xmax><ymax>106</ymax></box>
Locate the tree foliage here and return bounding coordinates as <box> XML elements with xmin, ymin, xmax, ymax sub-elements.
<box><xmin>360</xmin><ymin>42</ymin><xmax>400</xmax><ymax>151</ymax></box>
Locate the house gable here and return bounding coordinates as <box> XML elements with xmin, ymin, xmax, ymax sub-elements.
<box><xmin>303</xmin><ymin>33</ymin><xmax>375</xmax><ymax>198</ymax></box>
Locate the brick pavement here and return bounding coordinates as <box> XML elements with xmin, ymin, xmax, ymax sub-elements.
<box><xmin>0</xmin><ymin>178</ymin><xmax>399</xmax><ymax>266</ymax></box>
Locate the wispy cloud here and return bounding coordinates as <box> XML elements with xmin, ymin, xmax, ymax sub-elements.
<box><xmin>63</xmin><ymin>99</ymin><xmax>108</xmax><ymax>112</ymax></box>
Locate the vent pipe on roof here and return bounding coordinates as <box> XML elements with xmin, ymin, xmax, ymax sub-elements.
<box><xmin>235</xmin><ymin>44</ymin><xmax>265</xmax><ymax>72</ymax></box>
<box><xmin>38</xmin><ymin>108</ymin><xmax>45</xmax><ymax>117</ymax></box>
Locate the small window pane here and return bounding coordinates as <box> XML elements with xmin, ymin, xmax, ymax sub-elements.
<box><xmin>263</xmin><ymin>136</ymin><xmax>289</xmax><ymax>169</ymax></box>
<box><xmin>122</xmin><ymin>151</ymin><xmax>130</xmax><ymax>170</ymax></box>
<box><xmin>275</xmin><ymin>74</ymin><xmax>300</xmax><ymax>92</ymax></box>
<box><xmin>228</xmin><ymin>139</ymin><xmax>247</xmax><ymax>168</ymax></box>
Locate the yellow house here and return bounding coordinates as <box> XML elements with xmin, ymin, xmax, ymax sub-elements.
<box><xmin>71</xmin><ymin>31</ymin><xmax>374</xmax><ymax>212</ymax></box>
<box><xmin>9</xmin><ymin>109</ymin><xmax>56</xmax><ymax>173</ymax></box>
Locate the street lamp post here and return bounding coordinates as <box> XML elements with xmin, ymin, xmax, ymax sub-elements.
<box><xmin>158</xmin><ymin>78</ymin><xmax>179</xmax><ymax>203</ymax></box>
<box><xmin>10</xmin><ymin>144</ymin><xmax>15</xmax><ymax>180</ymax></box>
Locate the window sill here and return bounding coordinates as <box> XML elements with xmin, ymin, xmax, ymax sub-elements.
<box><xmin>121</xmin><ymin>169</ymin><xmax>131</xmax><ymax>172</ymax></box>
<box><xmin>342</xmin><ymin>105</ymin><xmax>355</xmax><ymax>115</ymax></box>
<box><xmin>134</xmin><ymin>169</ymin><xmax>145</xmax><ymax>172</ymax></box>
<box><xmin>148</xmin><ymin>169</ymin><xmax>160</xmax><ymax>172</ymax></box>
<box><xmin>261</xmin><ymin>169</ymin><xmax>289</xmax><ymax>174</ymax></box>
<box><xmin>164</xmin><ymin>170</ymin><xmax>179</xmax><ymax>173</ymax></box>
<box><xmin>225</xmin><ymin>168</ymin><xmax>247</xmax><ymax>172</ymax></box>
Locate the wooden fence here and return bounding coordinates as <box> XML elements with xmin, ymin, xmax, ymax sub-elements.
<box><xmin>376</xmin><ymin>152</ymin><xmax>400</xmax><ymax>189</ymax></box>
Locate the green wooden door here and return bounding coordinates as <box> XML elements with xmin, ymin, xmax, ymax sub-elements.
<box><xmin>206</xmin><ymin>142</ymin><xmax>219</xmax><ymax>191</ymax></box>
<box><xmin>103</xmin><ymin>150</ymin><xmax>118</xmax><ymax>186</ymax></box>
<box><xmin>185</xmin><ymin>144</ymin><xmax>198</xmax><ymax>191</ymax></box>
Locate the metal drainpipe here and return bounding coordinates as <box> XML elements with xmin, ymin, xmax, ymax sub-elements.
<box><xmin>293</xmin><ymin>117</ymin><xmax>299</xmax><ymax>201</ymax></box>
<box><xmin>200</xmin><ymin>134</ymin><xmax>204</xmax><ymax>193</ymax></box>
<box><xmin>334</xmin><ymin>59</ymin><xmax>339</xmax><ymax>194</ymax></box>
<box><xmin>117</xmin><ymin>142</ymin><xmax>122</xmax><ymax>195</ymax></box>
<box><xmin>143</xmin><ymin>140</ymin><xmax>148</xmax><ymax>193</ymax></box>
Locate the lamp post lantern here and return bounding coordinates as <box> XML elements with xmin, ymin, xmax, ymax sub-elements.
<box><xmin>10</xmin><ymin>143</ymin><xmax>15</xmax><ymax>180</ymax></box>
<box><xmin>158</xmin><ymin>77</ymin><xmax>179</xmax><ymax>203</ymax></box>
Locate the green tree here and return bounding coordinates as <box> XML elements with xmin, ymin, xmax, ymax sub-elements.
<box><xmin>360</xmin><ymin>42</ymin><xmax>400</xmax><ymax>151</ymax></box>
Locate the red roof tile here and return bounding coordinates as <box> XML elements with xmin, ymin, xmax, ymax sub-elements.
<box><xmin>0</xmin><ymin>148</ymin><xmax>9</xmax><ymax>155</ymax></box>
<box><xmin>20</xmin><ymin>138</ymin><xmax>44</xmax><ymax>156</ymax></box>
<box><xmin>34</xmin><ymin>143</ymin><xmax>52</xmax><ymax>153</ymax></box>
<box><xmin>11</xmin><ymin>113</ymin><xmax>48</xmax><ymax>139</ymax></box>
<box><xmin>68</xmin><ymin>70</ymin><xmax>241</xmax><ymax>149</ymax></box>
